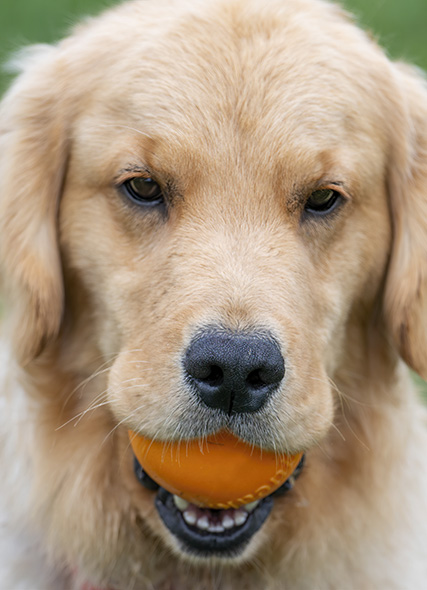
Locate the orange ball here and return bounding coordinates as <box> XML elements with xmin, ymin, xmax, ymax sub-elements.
<box><xmin>129</xmin><ymin>430</ymin><xmax>302</xmax><ymax>509</ymax></box>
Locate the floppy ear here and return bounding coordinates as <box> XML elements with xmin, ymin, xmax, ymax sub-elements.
<box><xmin>384</xmin><ymin>63</ymin><xmax>427</xmax><ymax>380</ymax></box>
<box><xmin>0</xmin><ymin>46</ymin><xmax>68</xmax><ymax>365</ymax></box>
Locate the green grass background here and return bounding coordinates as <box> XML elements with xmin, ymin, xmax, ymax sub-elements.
<box><xmin>0</xmin><ymin>0</ymin><xmax>426</xmax><ymax>396</ymax></box>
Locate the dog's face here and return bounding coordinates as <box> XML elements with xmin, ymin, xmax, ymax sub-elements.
<box><xmin>1</xmin><ymin>0</ymin><xmax>427</xmax><ymax>584</ymax></box>
<box><xmin>62</xmin><ymin>0</ymin><xmax>392</xmax><ymax>453</ymax></box>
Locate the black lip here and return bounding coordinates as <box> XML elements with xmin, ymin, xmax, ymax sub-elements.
<box><xmin>155</xmin><ymin>487</ymin><xmax>273</xmax><ymax>558</ymax></box>
<box><xmin>133</xmin><ymin>454</ymin><xmax>305</xmax><ymax>557</ymax></box>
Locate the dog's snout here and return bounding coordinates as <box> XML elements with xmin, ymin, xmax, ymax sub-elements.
<box><xmin>183</xmin><ymin>329</ymin><xmax>285</xmax><ymax>414</ymax></box>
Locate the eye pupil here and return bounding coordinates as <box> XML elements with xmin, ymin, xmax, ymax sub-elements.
<box><xmin>305</xmin><ymin>188</ymin><xmax>340</xmax><ymax>214</ymax></box>
<box><xmin>124</xmin><ymin>177</ymin><xmax>163</xmax><ymax>204</ymax></box>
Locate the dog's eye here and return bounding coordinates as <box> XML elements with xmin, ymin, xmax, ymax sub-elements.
<box><xmin>122</xmin><ymin>177</ymin><xmax>164</xmax><ymax>205</ymax></box>
<box><xmin>305</xmin><ymin>188</ymin><xmax>341</xmax><ymax>215</ymax></box>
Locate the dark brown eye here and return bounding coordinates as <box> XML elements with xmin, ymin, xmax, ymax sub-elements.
<box><xmin>122</xmin><ymin>177</ymin><xmax>164</xmax><ymax>205</ymax></box>
<box><xmin>305</xmin><ymin>188</ymin><xmax>341</xmax><ymax>215</ymax></box>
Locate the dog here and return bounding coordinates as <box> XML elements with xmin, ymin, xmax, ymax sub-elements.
<box><xmin>0</xmin><ymin>0</ymin><xmax>426</xmax><ymax>588</ymax></box>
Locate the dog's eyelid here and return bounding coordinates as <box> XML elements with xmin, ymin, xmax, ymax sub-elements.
<box><xmin>114</xmin><ymin>165</ymin><xmax>152</xmax><ymax>185</ymax></box>
<box><xmin>320</xmin><ymin>183</ymin><xmax>351</xmax><ymax>200</ymax></box>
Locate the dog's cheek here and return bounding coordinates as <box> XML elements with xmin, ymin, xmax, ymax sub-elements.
<box><xmin>59</xmin><ymin>185</ymin><xmax>161</xmax><ymax>356</ymax></box>
<box><xmin>278</xmin><ymin>354</ymin><xmax>335</xmax><ymax>450</ymax></box>
<box><xmin>308</xmin><ymin>193</ymin><xmax>391</xmax><ymax>364</ymax></box>
<box><xmin>105</xmin><ymin>342</ymin><xmax>185</xmax><ymax>435</ymax></box>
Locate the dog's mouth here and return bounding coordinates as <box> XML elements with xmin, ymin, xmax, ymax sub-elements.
<box><xmin>133</xmin><ymin>454</ymin><xmax>305</xmax><ymax>558</ymax></box>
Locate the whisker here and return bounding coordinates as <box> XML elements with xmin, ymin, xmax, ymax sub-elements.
<box><xmin>56</xmin><ymin>398</ymin><xmax>110</xmax><ymax>430</ymax></box>
<box><xmin>61</xmin><ymin>363</ymin><xmax>113</xmax><ymax>412</ymax></box>
<box><xmin>102</xmin><ymin>398</ymin><xmax>154</xmax><ymax>447</ymax></box>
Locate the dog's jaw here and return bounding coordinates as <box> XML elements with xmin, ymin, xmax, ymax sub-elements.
<box><xmin>133</xmin><ymin>451</ymin><xmax>305</xmax><ymax>559</ymax></box>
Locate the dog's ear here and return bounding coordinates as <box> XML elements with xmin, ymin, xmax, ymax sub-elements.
<box><xmin>384</xmin><ymin>64</ymin><xmax>427</xmax><ymax>380</ymax></box>
<box><xmin>0</xmin><ymin>46</ymin><xmax>68</xmax><ymax>365</ymax></box>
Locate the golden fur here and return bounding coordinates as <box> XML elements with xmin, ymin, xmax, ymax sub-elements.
<box><xmin>0</xmin><ymin>0</ymin><xmax>426</xmax><ymax>588</ymax></box>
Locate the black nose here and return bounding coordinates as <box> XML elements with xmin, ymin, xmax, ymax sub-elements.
<box><xmin>183</xmin><ymin>329</ymin><xmax>285</xmax><ymax>414</ymax></box>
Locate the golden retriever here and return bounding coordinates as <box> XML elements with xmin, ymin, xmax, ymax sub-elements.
<box><xmin>0</xmin><ymin>0</ymin><xmax>426</xmax><ymax>588</ymax></box>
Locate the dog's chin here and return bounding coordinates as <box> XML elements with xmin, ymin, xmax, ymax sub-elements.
<box><xmin>133</xmin><ymin>455</ymin><xmax>305</xmax><ymax>560</ymax></box>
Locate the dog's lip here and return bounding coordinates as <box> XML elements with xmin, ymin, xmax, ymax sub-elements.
<box><xmin>133</xmin><ymin>454</ymin><xmax>305</xmax><ymax>557</ymax></box>
<box><xmin>155</xmin><ymin>487</ymin><xmax>273</xmax><ymax>557</ymax></box>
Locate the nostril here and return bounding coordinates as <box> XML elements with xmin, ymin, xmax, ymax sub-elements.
<box><xmin>246</xmin><ymin>369</ymin><xmax>265</xmax><ymax>389</ymax></box>
<box><xmin>199</xmin><ymin>365</ymin><xmax>224</xmax><ymax>388</ymax></box>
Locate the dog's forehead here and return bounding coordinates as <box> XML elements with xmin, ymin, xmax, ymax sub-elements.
<box><xmin>68</xmin><ymin>0</ymin><xmax>391</xmax><ymax>186</ymax></box>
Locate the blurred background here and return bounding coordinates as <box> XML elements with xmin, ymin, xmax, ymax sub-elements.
<box><xmin>0</xmin><ymin>0</ymin><xmax>426</xmax><ymax>395</ymax></box>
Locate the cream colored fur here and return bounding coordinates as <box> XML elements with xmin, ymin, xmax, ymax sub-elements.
<box><xmin>0</xmin><ymin>0</ymin><xmax>426</xmax><ymax>588</ymax></box>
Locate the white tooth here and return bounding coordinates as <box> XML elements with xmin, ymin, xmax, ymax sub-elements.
<box><xmin>244</xmin><ymin>500</ymin><xmax>260</xmax><ymax>513</ymax></box>
<box><xmin>221</xmin><ymin>514</ymin><xmax>236</xmax><ymax>529</ymax></box>
<box><xmin>173</xmin><ymin>495</ymin><xmax>189</xmax><ymax>512</ymax></box>
<box><xmin>196</xmin><ymin>516</ymin><xmax>210</xmax><ymax>530</ymax></box>
<box><xmin>208</xmin><ymin>523</ymin><xmax>225</xmax><ymax>533</ymax></box>
<box><xmin>183</xmin><ymin>508</ymin><xmax>197</xmax><ymax>525</ymax></box>
<box><xmin>234</xmin><ymin>509</ymin><xmax>248</xmax><ymax>526</ymax></box>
